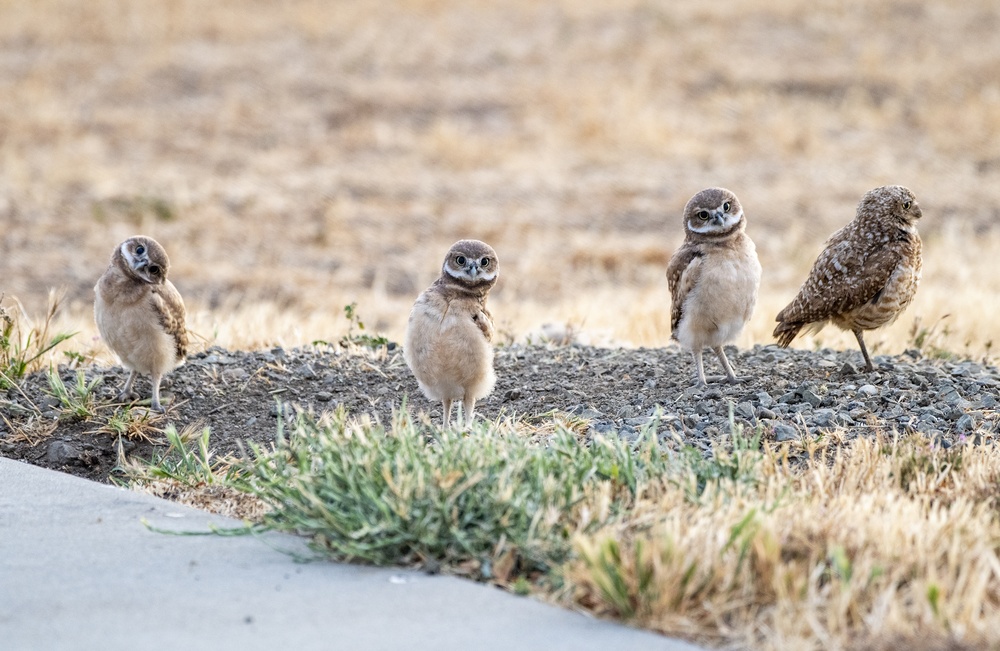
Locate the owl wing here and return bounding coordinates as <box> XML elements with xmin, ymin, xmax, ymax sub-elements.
<box><xmin>666</xmin><ymin>243</ymin><xmax>703</xmax><ymax>336</ymax></box>
<box><xmin>473</xmin><ymin>304</ymin><xmax>495</xmax><ymax>342</ymax></box>
<box><xmin>151</xmin><ymin>280</ymin><xmax>189</xmax><ymax>362</ymax></box>
<box><xmin>777</xmin><ymin>239</ymin><xmax>903</xmax><ymax>325</ymax></box>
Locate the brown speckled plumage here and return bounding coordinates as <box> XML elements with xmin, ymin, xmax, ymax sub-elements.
<box><xmin>773</xmin><ymin>185</ymin><xmax>923</xmax><ymax>371</ymax></box>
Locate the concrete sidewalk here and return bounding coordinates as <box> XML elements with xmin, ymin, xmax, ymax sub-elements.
<box><xmin>0</xmin><ymin>458</ymin><xmax>701</xmax><ymax>651</ymax></box>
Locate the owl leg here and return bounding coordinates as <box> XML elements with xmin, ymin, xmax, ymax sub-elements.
<box><xmin>691</xmin><ymin>349</ymin><xmax>708</xmax><ymax>387</ymax></box>
<box><xmin>853</xmin><ymin>329</ymin><xmax>875</xmax><ymax>373</ymax></box>
<box><xmin>149</xmin><ymin>373</ymin><xmax>166</xmax><ymax>413</ymax></box>
<box><xmin>442</xmin><ymin>399</ymin><xmax>454</xmax><ymax>428</ymax></box>
<box><xmin>463</xmin><ymin>396</ymin><xmax>478</xmax><ymax>427</ymax></box>
<box><xmin>117</xmin><ymin>369</ymin><xmax>139</xmax><ymax>403</ymax></box>
<box><xmin>712</xmin><ymin>346</ymin><xmax>740</xmax><ymax>384</ymax></box>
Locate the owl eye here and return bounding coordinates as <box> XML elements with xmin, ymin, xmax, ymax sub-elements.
<box><xmin>697</xmin><ymin>210</ymin><xmax>710</xmax><ymax>221</ymax></box>
<box><xmin>723</xmin><ymin>201</ymin><xmax>731</xmax><ymax>212</ymax></box>
<box><xmin>148</xmin><ymin>265</ymin><xmax>161</xmax><ymax>276</ymax></box>
<box><xmin>136</xmin><ymin>245</ymin><xmax>146</xmax><ymax>255</ymax></box>
<box><xmin>455</xmin><ymin>255</ymin><xmax>467</xmax><ymax>266</ymax></box>
<box><xmin>480</xmin><ymin>257</ymin><xmax>490</xmax><ymax>267</ymax></box>
<box><xmin>902</xmin><ymin>201</ymin><xmax>911</xmax><ymax>210</ymax></box>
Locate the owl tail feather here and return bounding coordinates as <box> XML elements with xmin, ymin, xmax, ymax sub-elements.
<box><xmin>772</xmin><ymin>321</ymin><xmax>802</xmax><ymax>348</ymax></box>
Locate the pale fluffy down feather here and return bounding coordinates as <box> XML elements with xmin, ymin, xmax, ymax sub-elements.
<box><xmin>94</xmin><ymin>235</ymin><xmax>188</xmax><ymax>411</ymax></box>
<box><xmin>667</xmin><ymin>187</ymin><xmax>761</xmax><ymax>386</ymax></box>
<box><xmin>403</xmin><ymin>239</ymin><xmax>498</xmax><ymax>426</ymax></box>
<box><xmin>404</xmin><ymin>291</ymin><xmax>496</xmax><ymax>406</ymax></box>
<box><xmin>94</xmin><ymin>280</ymin><xmax>186</xmax><ymax>377</ymax></box>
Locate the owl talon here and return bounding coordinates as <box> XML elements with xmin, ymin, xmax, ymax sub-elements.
<box><xmin>704</xmin><ymin>374</ymin><xmax>746</xmax><ymax>385</ymax></box>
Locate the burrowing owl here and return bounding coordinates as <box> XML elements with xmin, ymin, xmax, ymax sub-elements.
<box><xmin>773</xmin><ymin>185</ymin><xmax>923</xmax><ymax>372</ymax></box>
<box><xmin>94</xmin><ymin>236</ymin><xmax>188</xmax><ymax>412</ymax></box>
<box><xmin>667</xmin><ymin>188</ymin><xmax>762</xmax><ymax>386</ymax></box>
<box><xmin>404</xmin><ymin>240</ymin><xmax>498</xmax><ymax>426</ymax></box>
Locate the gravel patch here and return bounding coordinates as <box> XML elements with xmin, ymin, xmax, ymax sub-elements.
<box><xmin>2</xmin><ymin>343</ymin><xmax>998</xmax><ymax>483</ymax></box>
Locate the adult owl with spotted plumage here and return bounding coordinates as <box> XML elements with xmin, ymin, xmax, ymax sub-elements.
<box><xmin>773</xmin><ymin>185</ymin><xmax>923</xmax><ymax>372</ymax></box>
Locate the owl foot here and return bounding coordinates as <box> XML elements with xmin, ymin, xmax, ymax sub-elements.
<box><xmin>705</xmin><ymin>374</ymin><xmax>747</xmax><ymax>385</ymax></box>
<box><xmin>116</xmin><ymin>389</ymin><xmax>139</xmax><ymax>404</ymax></box>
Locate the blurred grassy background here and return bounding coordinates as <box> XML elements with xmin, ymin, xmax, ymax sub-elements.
<box><xmin>1</xmin><ymin>0</ymin><xmax>999</xmax><ymax>360</ymax></box>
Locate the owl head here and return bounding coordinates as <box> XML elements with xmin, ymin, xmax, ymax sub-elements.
<box><xmin>858</xmin><ymin>185</ymin><xmax>921</xmax><ymax>226</ymax></box>
<box><xmin>116</xmin><ymin>235</ymin><xmax>171</xmax><ymax>284</ymax></box>
<box><xmin>682</xmin><ymin>187</ymin><xmax>745</xmax><ymax>237</ymax></box>
<box><xmin>441</xmin><ymin>239</ymin><xmax>499</xmax><ymax>290</ymax></box>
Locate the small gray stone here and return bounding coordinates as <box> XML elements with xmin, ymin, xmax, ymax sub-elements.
<box><xmin>757</xmin><ymin>408</ymin><xmax>777</xmax><ymax>420</ymax></box>
<box><xmin>590</xmin><ymin>421</ymin><xmax>616</xmax><ymax>436</ymax></box>
<box><xmin>222</xmin><ymin>368</ymin><xmax>249</xmax><ymax>382</ymax></box>
<box><xmin>315</xmin><ymin>391</ymin><xmax>334</xmax><ymax>402</ymax></box>
<box><xmin>812</xmin><ymin>409</ymin><xmax>836</xmax><ymax>427</ymax></box>
<box><xmin>939</xmin><ymin>386</ymin><xmax>963</xmax><ymax>406</ymax></box>
<box><xmin>773</xmin><ymin>424</ymin><xmax>799</xmax><ymax>442</ymax></box>
<box><xmin>296</xmin><ymin>364</ymin><xmax>318</xmax><ymax>380</ymax></box>
<box><xmin>735</xmin><ymin>402</ymin><xmax>755</xmax><ymax>420</ymax></box>
<box><xmin>956</xmin><ymin>414</ymin><xmax>976</xmax><ymax>432</ymax></box>
<box><xmin>840</xmin><ymin>361</ymin><xmax>858</xmax><ymax>375</ymax></box>
<box><xmin>798</xmin><ymin>389</ymin><xmax>822</xmax><ymax>408</ymax></box>
<box><xmin>616</xmin><ymin>405</ymin><xmax>639</xmax><ymax>419</ymax></box>
<box><xmin>618</xmin><ymin>425</ymin><xmax>640</xmax><ymax>443</ymax></box>
<box><xmin>756</xmin><ymin>391</ymin><xmax>774</xmax><ymax>409</ymax></box>
<box><xmin>858</xmin><ymin>384</ymin><xmax>879</xmax><ymax>397</ymax></box>
<box><xmin>46</xmin><ymin>440</ymin><xmax>79</xmax><ymax>465</ymax></box>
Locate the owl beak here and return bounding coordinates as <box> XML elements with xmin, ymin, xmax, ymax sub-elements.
<box><xmin>467</xmin><ymin>264</ymin><xmax>480</xmax><ymax>278</ymax></box>
<box><xmin>712</xmin><ymin>210</ymin><xmax>726</xmax><ymax>225</ymax></box>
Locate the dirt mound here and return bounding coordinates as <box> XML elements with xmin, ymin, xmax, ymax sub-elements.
<box><xmin>2</xmin><ymin>343</ymin><xmax>997</xmax><ymax>483</ymax></box>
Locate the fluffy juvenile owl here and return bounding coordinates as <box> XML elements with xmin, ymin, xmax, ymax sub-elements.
<box><xmin>667</xmin><ymin>188</ymin><xmax>762</xmax><ymax>386</ymax></box>
<box><xmin>773</xmin><ymin>185</ymin><xmax>923</xmax><ymax>372</ymax></box>
<box><xmin>94</xmin><ymin>236</ymin><xmax>188</xmax><ymax>412</ymax></box>
<box><xmin>404</xmin><ymin>240</ymin><xmax>498</xmax><ymax>427</ymax></box>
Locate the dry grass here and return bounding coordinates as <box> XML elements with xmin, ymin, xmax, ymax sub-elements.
<box><xmin>568</xmin><ymin>432</ymin><xmax>1000</xmax><ymax>650</ymax></box>
<box><xmin>1</xmin><ymin>0</ymin><xmax>999</xmax><ymax>363</ymax></box>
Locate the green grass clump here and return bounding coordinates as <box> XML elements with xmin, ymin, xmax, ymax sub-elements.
<box><xmin>45</xmin><ymin>368</ymin><xmax>101</xmax><ymax>420</ymax></box>
<box><xmin>0</xmin><ymin>295</ymin><xmax>75</xmax><ymax>389</ymax></box>
<box><xmin>238</xmin><ymin>407</ymin><xmax>671</xmax><ymax>577</ymax></box>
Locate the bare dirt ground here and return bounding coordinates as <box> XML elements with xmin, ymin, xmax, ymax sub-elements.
<box><xmin>3</xmin><ymin>341</ymin><xmax>997</xmax><ymax>484</ymax></box>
